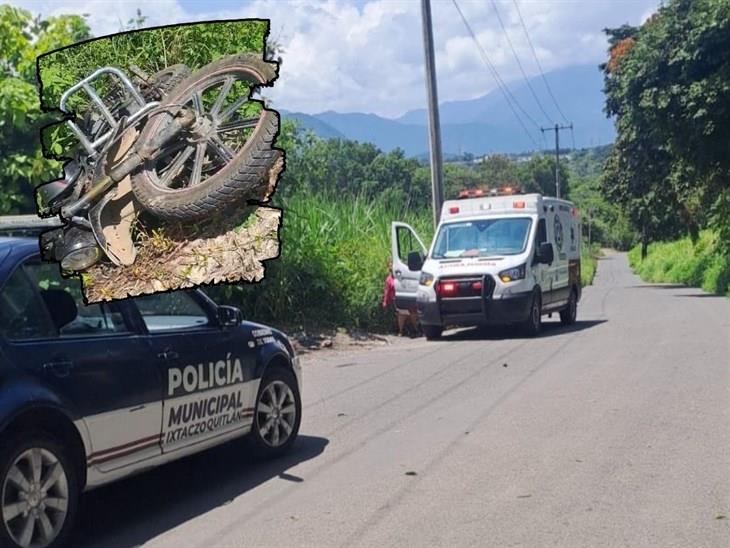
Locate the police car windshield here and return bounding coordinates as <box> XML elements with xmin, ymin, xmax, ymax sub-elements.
<box><xmin>432</xmin><ymin>217</ymin><xmax>532</xmax><ymax>259</ymax></box>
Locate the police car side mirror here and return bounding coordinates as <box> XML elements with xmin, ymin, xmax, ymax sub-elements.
<box><xmin>217</xmin><ymin>305</ymin><xmax>242</xmax><ymax>327</ymax></box>
<box><xmin>537</xmin><ymin>242</ymin><xmax>554</xmax><ymax>265</ymax></box>
<box><xmin>407</xmin><ymin>251</ymin><xmax>424</xmax><ymax>271</ymax></box>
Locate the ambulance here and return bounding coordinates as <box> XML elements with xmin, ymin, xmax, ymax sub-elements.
<box><xmin>391</xmin><ymin>188</ymin><xmax>582</xmax><ymax>339</ymax></box>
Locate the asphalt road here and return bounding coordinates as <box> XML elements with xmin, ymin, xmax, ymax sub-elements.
<box><xmin>77</xmin><ymin>252</ymin><xmax>729</xmax><ymax>548</ymax></box>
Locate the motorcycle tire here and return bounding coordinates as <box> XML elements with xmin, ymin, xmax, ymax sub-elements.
<box><xmin>139</xmin><ymin>63</ymin><xmax>192</xmax><ymax>102</ymax></box>
<box><xmin>130</xmin><ymin>54</ymin><xmax>279</xmax><ymax>222</ymax></box>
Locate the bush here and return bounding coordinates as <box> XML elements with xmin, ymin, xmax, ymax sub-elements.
<box><xmin>207</xmin><ymin>191</ymin><xmax>431</xmax><ymax>331</ymax></box>
<box><xmin>581</xmin><ymin>242</ymin><xmax>600</xmax><ymax>287</ymax></box>
<box><xmin>628</xmin><ymin>231</ymin><xmax>729</xmax><ymax>296</ymax></box>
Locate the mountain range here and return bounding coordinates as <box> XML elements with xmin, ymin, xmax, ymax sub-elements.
<box><xmin>281</xmin><ymin>64</ymin><xmax>615</xmax><ymax>157</ymax></box>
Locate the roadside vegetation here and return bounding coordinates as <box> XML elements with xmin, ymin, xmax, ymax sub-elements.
<box><xmin>601</xmin><ymin>0</ymin><xmax>730</xmax><ymax>293</ymax></box>
<box><xmin>628</xmin><ymin>231</ymin><xmax>729</xmax><ymax>296</ymax></box>
<box><xmin>581</xmin><ymin>244</ymin><xmax>600</xmax><ymax>287</ymax></box>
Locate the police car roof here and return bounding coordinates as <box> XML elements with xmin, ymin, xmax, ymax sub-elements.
<box><xmin>0</xmin><ymin>237</ymin><xmax>41</xmax><ymax>271</ymax></box>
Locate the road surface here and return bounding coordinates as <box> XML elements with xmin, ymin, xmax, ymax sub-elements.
<box><xmin>77</xmin><ymin>252</ymin><xmax>729</xmax><ymax>547</ymax></box>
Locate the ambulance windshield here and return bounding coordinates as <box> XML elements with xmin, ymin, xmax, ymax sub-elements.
<box><xmin>432</xmin><ymin>217</ymin><xmax>532</xmax><ymax>259</ymax></box>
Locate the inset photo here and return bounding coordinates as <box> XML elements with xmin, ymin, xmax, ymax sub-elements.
<box><xmin>36</xmin><ymin>20</ymin><xmax>283</xmax><ymax>302</ymax></box>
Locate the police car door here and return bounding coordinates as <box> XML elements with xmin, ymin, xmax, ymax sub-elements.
<box><xmin>391</xmin><ymin>222</ymin><xmax>428</xmax><ymax>310</ymax></box>
<box><xmin>130</xmin><ymin>291</ymin><xmax>256</xmax><ymax>454</ymax></box>
<box><xmin>0</xmin><ymin>258</ymin><xmax>163</xmax><ymax>473</ymax></box>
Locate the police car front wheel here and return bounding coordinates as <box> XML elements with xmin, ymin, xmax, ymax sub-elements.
<box><xmin>0</xmin><ymin>433</ymin><xmax>80</xmax><ymax>548</ymax></box>
<box><xmin>247</xmin><ymin>366</ymin><xmax>301</xmax><ymax>457</ymax></box>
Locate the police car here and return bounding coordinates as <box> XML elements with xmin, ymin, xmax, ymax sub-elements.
<box><xmin>0</xmin><ymin>236</ymin><xmax>302</xmax><ymax>548</ymax></box>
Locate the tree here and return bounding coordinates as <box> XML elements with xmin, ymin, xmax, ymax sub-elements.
<box><xmin>476</xmin><ymin>155</ymin><xmax>520</xmax><ymax>188</ymax></box>
<box><xmin>0</xmin><ymin>6</ymin><xmax>90</xmax><ymax>214</ymax></box>
<box><xmin>602</xmin><ymin>0</ymin><xmax>730</xmax><ymax>255</ymax></box>
<box><xmin>518</xmin><ymin>154</ymin><xmax>570</xmax><ymax>197</ymax></box>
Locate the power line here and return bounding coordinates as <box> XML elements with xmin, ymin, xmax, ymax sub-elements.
<box><xmin>512</xmin><ymin>0</ymin><xmax>571</xmax><ymax>124</ymax></box>
<box><xmin>451</xmin><ymin>0</ymin><xmax>540</xmax><ymax>149</ymax></box>
<box><xmin>490</xmin><ymin>0</ymin><xmax>553</xmax><ymax>125</ymax></box>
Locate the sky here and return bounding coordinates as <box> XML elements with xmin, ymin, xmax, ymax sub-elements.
<box><xmin>12</xmin><ymin>0</ymin><xmax>660</xmax><ymax>119</ymax></box>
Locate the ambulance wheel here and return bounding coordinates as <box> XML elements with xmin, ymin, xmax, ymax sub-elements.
<box><xmin>246</xmin><ymin>366</ymin><xmax>301</xmax><ymax>459</ymax></box>
<box><xmin>0</xmin><ymin>431</ymin><xmax>80</xmax><ymax>548</ymax></box>
<box><xmin>560</xmin><ymin>288</ymin><xmax>578</xmax><ymax>326</ymax></box>
<box><xmin>522</xmin><ymin>291</ymin><xmax>542</xmax><ymax>337</ymax></box>
<box><xmin>423</xmin><ymin>325</ymin><xmax>443</xmax><ymax>340</ymax></box>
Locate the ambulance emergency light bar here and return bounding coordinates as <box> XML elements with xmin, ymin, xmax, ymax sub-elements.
<box><xmin>457</xmin><ymin>186</ymin><xmax>522</xmax><ymax>199</ymax></box>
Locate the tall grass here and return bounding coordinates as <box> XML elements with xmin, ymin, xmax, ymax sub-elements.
<box><xmin>627</xmin><ymin>230</ymin><xmax>729</xmax><ymax>296</ymax></box>
<box><xmin>210</xmin><ymin>191</ymin><xmax>431</xmax><ymax>330</ymax></box>
<box><xmin>581</xmin><ymin>243</ymin><xmax>600</xmax><ymax>287</ymax></box>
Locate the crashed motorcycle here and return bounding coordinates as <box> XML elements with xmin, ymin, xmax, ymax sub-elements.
<box><xmin>38</xmin><ymin>54</ymin><xmax>279</xmax><ymax>272</ymax></box>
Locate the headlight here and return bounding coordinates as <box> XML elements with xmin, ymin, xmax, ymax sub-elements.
<box><xmin>498</xmin><ymin>264</ymin><xmax>526</xmax><ymax>283</ymax></box>
<box><xmin>59</xmin><ymin>227</ymin><xmax>102</xmax><ymax>271</ymax></box>
<box><xmin>419</xmin><ymin>272</ymin><xmax>435</xmax><ymax>286</ymax></box>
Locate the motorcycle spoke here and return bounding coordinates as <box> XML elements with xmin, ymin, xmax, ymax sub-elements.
<box><xmin>217</xmin><ymin>117</ymin><xmax>260</xmax><ymax>133</ymax></box>
<box><xmin>188</xmin><ymin>142</ymin><xmax>207</xmax><ymax>187</ymax></box>
<box><xmin>152</xmin><ymin>139</ymin><xmax>187</xmax><ymax>162</ymax></box>
<box><xmin>218</xmin><ymin>95</ymin><xmax>249</xmax><ymax>123</ymax></box>
<box><xmin>211</xmin><ymin>76</ymin><xmax>234</xmax><ymax>118</ymax></box>
<box><xmin>207</xmin><ymin>135</ymin><xmax>235</xmax><ymax>163</ymax></box>
<box><xmin>191</xmin><ymin>91</ymin><xmax>205</xmax><ymax>115</ymax></box>
<box><xmin>160</xmin><ymin>145</ymin><xmax>194</xmax><ymax>187</ymax></box>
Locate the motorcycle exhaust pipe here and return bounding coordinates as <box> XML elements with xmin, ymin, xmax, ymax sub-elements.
<box><xmin>61</xmin><ymin>109</ymin><xmax>197</xmax><ymax>219</ymax></box>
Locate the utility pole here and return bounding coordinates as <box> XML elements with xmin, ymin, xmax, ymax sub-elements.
<box><xmin>420</xmin><ymin>0</ymin><xmax>444</xmax><ymax>228</ymax></box>
<box><xmin>540</xmin><ymin>123</ymin><xmax>573</xmax><ymax>199</ymax></box>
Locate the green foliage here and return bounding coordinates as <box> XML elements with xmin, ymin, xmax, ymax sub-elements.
<box><xmin>628</xmin><ymin>231</ymin><xmax>729</xmax><ymax>296</ymax></box>
<box><xmin>207</xmin><ymin>191</ymin><xmax>432</xmax><ymax>330</ymax></box>
<box><xmin>602</xmin><ymin>0</ymin><xmax>730</xmax><ymax>255</ymax></box>
<box><xmin>580</xmin><ymin>242</ymin><xmax>600</xmax><ymax>287</ymax></box>
<box><xmin>279</xmin><ymin>127</ymin><xmax>432</xmax><ymax>212</ymax></box>
<box><xmin>0</xmin><ymin>5</ymin><xmax>91</xmax><ymax>213</ymax></box>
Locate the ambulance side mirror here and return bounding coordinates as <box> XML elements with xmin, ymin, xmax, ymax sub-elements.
<box><xmin>407</xmin><ymin>251</ymin><xmax>424</xmax><ymax>271</ymax></box>
<box><xmin>536</xmin><ymin>242</ymin><xmax>554</xmax><ymax>265</ymax></box>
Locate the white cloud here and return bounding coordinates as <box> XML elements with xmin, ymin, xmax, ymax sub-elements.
<box><xmin>12</xmin><ymin>0</ymin><xmax>660</xmax><ymax>118</ymax></box>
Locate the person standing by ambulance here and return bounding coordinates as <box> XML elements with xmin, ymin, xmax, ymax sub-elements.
<box><xmin>382</xmin><ymin>260</ymin><xmax>419</xmax><ymax>336</ymax></box>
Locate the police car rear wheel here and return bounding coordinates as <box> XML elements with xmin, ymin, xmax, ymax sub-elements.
<box><xmin>248</xmin><ymin>367</ymin><xmax>301</xmax><ymax>457</ymax></box>
<box><xmin>0</xmin><ymin>434</ymin><xmax>79</xmax><ymax>548</ymax></box>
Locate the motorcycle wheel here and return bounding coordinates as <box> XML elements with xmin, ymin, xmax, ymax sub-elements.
<box><xmin>130</xmin><ymin>54</ymin><xmax>279</xmax><ymax>222</ymax></box>
<box><xmin>82</xmin><ymin>64</ymin><xmax>191</xmax><ymax>142</ymax></box>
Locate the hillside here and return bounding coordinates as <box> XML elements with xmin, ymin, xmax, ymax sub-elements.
<box><xmin>282</xmin><ymin>64</ymin><xmax>614</xmax><ymax>156</ymax></box>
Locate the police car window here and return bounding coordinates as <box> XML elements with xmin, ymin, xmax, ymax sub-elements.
<box><xmin>0</xmin><ymin>266</ymin><xmax>55</xmax><ymax>340</ymax></box>
<box><xmin>134</xmin><ymin>291</ymin><xmax>210</xmax><ymax>332</ymax></box>
<box><xmin>22</xmin><ymin>262</ymin><xmax>127</xmax><ymax>337</ymax></box>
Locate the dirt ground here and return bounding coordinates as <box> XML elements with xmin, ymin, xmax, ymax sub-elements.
<box><xmin>82</xmin><ymin>157</ymin><xmax>283</xmax><ymax>303</ymax></box>
<box><xmin>287</xmin><ymin>327</ymin><xmax>422</xmax><ymax>355</ymax></box>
